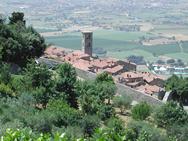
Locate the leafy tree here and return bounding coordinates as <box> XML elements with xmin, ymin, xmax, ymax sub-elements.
<box><xmin>98</xmin><ymin>104</ymin><xmax>115</xmax><ymax>120</ymax></box>
<box><xmin>0</xmin><ymin>63</ymin><xmax>11</xmax><ymax>85</ymax></box>
<box><xmin>167</xmin><ymin>123</ymin><xmax>188</xmax><ymax>141</ymax></box>
<box><xmin>165</xmin><ymin>75</ymin><xmax>180</xmax><ymax>91</ymax></box>
<box><xmin>9</xmin><ymin>12</ymin><xmax>25</xmax><ymax>25</ymax></box>
<box><xmin>26</xmin><ymin>110</ymin><xmax>54</xmax><ymax>133</ymax></box>
<box><xmin>79</xmin><ymin>94</ymin><xmax>100</xmax><ymax>114</ymax></box>
<box><xmin>23</xmin><ymin>62</ymin><xmax>54</xmax><ymax>107</ymax></box>
<box><xmin>128</xmin><ymin>121</ymin><xmax>167</xmax><ymax>141</ymax></box>
<box><xmin>154</xmin><ymin>101</ymin><xmax>188</xmax><ymax>128</ymax></box>
<box><xmin>113</xmin><ymin>95</ymin><xmax>132</xmax><ymax>114</ymax></box>
<box><xmin>77</xmin><ymin>80</ymin><xmax>116</xmax><ymax>120</ymax></box>
<box><xmin>24</xmin><ymin>61</ymin><xmax>52</xmax><ymax>88</ymax></box>
<box><xmin>105</xmin><ymin>117</ymin><xmax>124</xmax><ymax>134</ymax></box>
<box><xmin>97</xmin><ymin>82</ymin><xmax>117</xmax><ymax>104</ymax></box>
<box><xmin>95</xmin><ymin>72</ymin><xmax>116</xmax><ymax>104</ymax></box>
<box><xmin>0</xmin><ymin>13</ymin><xmax>46</xmax><ymax>66</ymax></box>
<box><xmin>96</xmin><ymin>72</ymin><xmax>114</xmax><ymax>84</ymax></box>
<box><xmin>64</xmin><ymin>126</ymin><xmax>84</xmax><ymax>140</ymax></box>
<box><xmin>81</xmin><ymin>115</ymin><xmax>100</xmax><ymax>137</ymax></box>
<box><xmin>46</xmin><ymin>99</ymin><xmax>82</xmax><ymax>127</ymax></box>
<box><xmin>165</xmin><ymin>75</ymin><xmax>188</xmax><ymax>106</ymax></box>
<box><xmin>0</xmin><ymin>94</ymin><xmax>36</xmax><ymax>132</ymax></box>
<box><xmin>56</xmin><ymin>63</ymin><xmax>78</xmax><ymax>108</ymax></box>
<box><xmin>131</xmin><ymin>102</ymin><xmax>151</xmax><ymax>120</ymax></box>
<box><xmin>31</xmin><ymin>87</ymin><xmax>50</xmax><ymax>107</ymax></box>
<box><xmin>0</xmin><ymin>83</ymin><xmax>15</xmax><ymax>98</ymax></box>
<box><xmin>10</xmin><ymin>75</ymin><xmax>24</xmax><ymax>92</ymax></box>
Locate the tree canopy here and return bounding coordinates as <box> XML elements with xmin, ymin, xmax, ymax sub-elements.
<box><xmin>0</xmin><ymin>12</ymin><xmax>46</xmax><ymax>66</ymax></box>
<box><xmin>165</xmin><ymin>75</ymin><xmax>188</xmax><ymax>105</ymax></box>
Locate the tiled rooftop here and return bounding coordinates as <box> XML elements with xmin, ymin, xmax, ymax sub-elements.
<box><xmin>44</xmin><ymin>46</ymin><xmax>164</xmax><ymax>95</ymax></box>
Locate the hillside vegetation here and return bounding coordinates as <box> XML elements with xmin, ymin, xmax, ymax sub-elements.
<box><xmin>0</xmin><ymin>12</ymin><xmax>46</xmax><ymax>66</ymax></box>
<box><xmin>0</xmin><ymin>13</ymin><xmax>188</xmax><ymax>141</ymax></box>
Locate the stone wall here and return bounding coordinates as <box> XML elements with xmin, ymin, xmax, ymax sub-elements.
<box><xmin>76</xmin><ymin>68</ymin><xmax>163</xmax><ymax>106</ymax></box>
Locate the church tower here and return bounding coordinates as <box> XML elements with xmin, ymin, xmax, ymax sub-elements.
<box><xmin>82</xmin><ymin>31</ymin><xmax>93</xmax><ymax>56</ymax></box>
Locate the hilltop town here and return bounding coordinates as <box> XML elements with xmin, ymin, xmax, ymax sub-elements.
<box><xmin>44</xmin><ymin>31</ymin><xmax>165</xmax><ymax>98</ymax></box>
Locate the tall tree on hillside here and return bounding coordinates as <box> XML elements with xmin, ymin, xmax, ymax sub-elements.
<box><xmin>165</xmin><ymin>75</ymin><xmax>188</xmax><ymax>106</ymax></box>
<box><xmin>24</xmin><ymin>61</ymin><xmax>52</xmax><ymax>88</ymax></box>
<box><xmin>95</xmin><ymin>72</ymin><xmax>116</xmax><ymax>104</ymax></box>
<box><xmin>23</xmin><ymin>61</ymin><xmax>54</xmax><ymax>107</ymax></box>
<box><xmin>56</xmin><ymin>63</ymin><xmax>78</xmax><ymax>108</ymax></box>
<box><xmin>0</xmin><ymin>12</ymin><xmax>46</xmax><ymax>66</ymax></box>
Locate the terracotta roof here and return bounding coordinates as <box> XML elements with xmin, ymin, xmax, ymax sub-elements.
<box><xmin>44</xmin><ymin>47</ymin><xmax>66</xmax><ymax>59</ymax></box>
<box><xmin>73</xmin><ymin>59</ymin><xmax>92</xmax><ymax>71</ymax></box>
<box><xmin>72</xmin><ymin>50</ymin><xmax>90</xmax><ymax>58</ymax></box>
<box><xmin>91</xmin><ymin>59</ymin><xmax>109</xmax><ymax>68</ymax></box>
<box><xmin>104</xmin><ymin>65</ymin><xmax>123</xmax><ymax>74</ymax></box>
<box><xmin>120</xmin><ymin>71</ymin><xmax>163</xmax><ymax>82</ymax></box>
<box><xmin>121</xmin><ymin>72</ymin><xmax>143</xmax><ymax>79</ymax></box>
<box><xmin>136</xmin><ymin>84</ymin><xmax>160</xmax><ymax>95</ymax></box>
<box><xmin>91</xmin><ymin>58</ymin><xmax>119</xmax><ymax>69</ymax></box>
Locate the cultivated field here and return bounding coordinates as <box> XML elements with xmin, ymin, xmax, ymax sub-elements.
<box><xmin>45</xmin><ymin>29</ymin><xmax>188</xmax><ymax>64</ymax></box>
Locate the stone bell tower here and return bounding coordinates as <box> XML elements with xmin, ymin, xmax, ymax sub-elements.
<box><xmin>82</xmin><ymin>31</ymin><xmax>93</xmax><ymax>56</ymax></box>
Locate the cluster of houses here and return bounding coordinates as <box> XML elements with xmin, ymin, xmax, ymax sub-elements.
<box><xmin>44</xmin><ymin>46</ymin><xmax>164</xmax><ymax>97</ymax></box>
<box><xmin>44</xmin><ymin>46</ymin><xmax>136</xmax><ymax>73</ymax></box>
<box><xmin>118</xmin><ymin>72</ymin><xmax>164</xmax><ymax>95</ymax></box>
<box><xmin>43</xmin><ymin>31</ymin><xmax>165</xmax><ymax>98</ymax></box>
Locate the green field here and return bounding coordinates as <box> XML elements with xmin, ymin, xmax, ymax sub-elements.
<box><xmin>45</xmin><ymin>29</ymin><xmax>188</xmax><ymax>63</ymax></box>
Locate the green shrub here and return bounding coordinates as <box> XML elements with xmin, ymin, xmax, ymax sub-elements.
<box><xmin>0</xmin><ymin>83</ymin><xmax>15</xmax><ymax>97</ymax></box>
<box><xmin>113</xmin><ymin>94</ymin><xmax>132</xmax><ymax>114</ymax></box>
<box><xmin>0</xmin><ymin>63</ymin><xmax>11</xmax><ymax>85</ymax></box>
<box><xmin>128</xmin><ymin>121</ymin><xmax>167</xmax><ymax>141</ymax></box>
<box><xmin>98</xmin><ymin>104</ymin><xmax>115</xmax><ymax>120</ymax></box>
<box><xmin>131</xmin><ymin>102</ymin><xmax>151</xmax><ymax>120</ymax></box>
<box><xmin>106</xmin><ymin>117</ymin><xmax>124</xmax><ymax>134</ymax></box>
<box><xmin>154</xmin><ymin>101</ymin><xmax>188</xmax><ymax>128</ymax></box>
<box><xmin>65</xmin><ymin>126</ymin><xmax>84</xmax><ymax>139</ymax></box>
<box><xmin>81</xmin><ymin>115</ymin><xmax>100</xmax><ymax>137</ymax></box>
<box><xmin>46</xmin><ymin>99</ymin><xmax>82</xmax><ymax>127</ymax></box>
<box><xmin>167</xmin><ymin>123</ymin><xmax>188</xmax><ymax>141</ymax></box>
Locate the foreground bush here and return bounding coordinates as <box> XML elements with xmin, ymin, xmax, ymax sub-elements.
<box><xmin>2</xmin><ymin>127</ymin><xmax>176</xmax><ymax>141</ymax></box>
<box><xmin>113</xmin><ymin>94</ymin><xmax>132</xmax><ymax>114</ymax></box>
<box><xmin>128</xmin><ymin>121</ymin><xmax>167</xmax><ymax>141</ymax></box>
<box><xmin>167</xmin><ymin>123</ymin><xmax>188</xmax><ymax>141</ymax></box>
<box><xmin>131</xmin><ymin>102</ymin><xmax>151</xmax><ymax>120</ymax></box>
<box><xmin>154</xmin><ymin>101</ymin><xmax>188</xmax><ymax>128</ymax></box>
<box><xmin>1</xmin><ymin>129</ymin><xmax>78</xmax><ymax>141</ymax></box>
